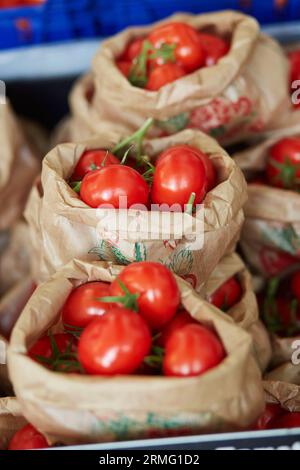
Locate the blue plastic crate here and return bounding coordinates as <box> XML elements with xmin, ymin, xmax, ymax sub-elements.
<box><xmin>0</xmin><ymin>0</ymin><xmax>98</xmax><ymax>49</ymax></box>
<box><xmin>95</xmin><ymin>0</ymin><xmax>300</xmax><ymax>35</ymax></box>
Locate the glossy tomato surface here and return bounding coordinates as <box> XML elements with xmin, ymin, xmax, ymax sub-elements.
<box><xmin>8</xmin><ymin>424</ymin><xmax>49</xmax><ymax>450</ymax></box>
<box><xmin>72</xmin><ymin>149</ymin><xmax>119</xmax><ymax>181</ymax></box>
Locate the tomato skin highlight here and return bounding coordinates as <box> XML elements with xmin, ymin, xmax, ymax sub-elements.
<box><xmin>266</xmin><ymin>137</ymin><xmax>300</xmax><ymax>189</ymax></box>
<box><xmin>148</xmin><ymin>22</ymin><xmax>205</xmax><ymax>73</ymax></box>
<box><xmin>163</xmin><ymin>324</ymin><xmax>225</xmax><ymax>377</ymax></box>
<box><xmin>80</xmin><ymin>165</ymin><xmax>149</xmax><ymax>209</ymax></box>
<box><xmin>72</xmin><ymin>149</ymin><xmax>119</xmax><ymax>181</ymax></box>
<box><xmin>78</xmin><ymin>307</ymin><xmax>152</xmax><ymax>375</ymax></box>
<box><xmin>110</xmin><ymin>262</ymin><xmax>180</xmax><ymax>330</ymax></box>
<box><xmin>157</xmin><ymin>309</ymin><xmax>197</xmax><ymax>347</ymax></box>
<box><xmin>62</xmin><ymin>281</ymin><xmax>114</xmax><ymax>329</ymax></box>
<box><xmin>198</xmin><ymin>33</ymin><xmax>230</xmax><ymax>66</ymax></box>
<box><xmin>146</xmin><ymin>63</ymin><xmax>185</xmax><ymax>91</ymax></box>
<box><xmin>8</xmin><ymin>424</ymin><xmax>49</xmax><ymax>450</ymax></box>
<box><xmin>151</xmin><ymin>145</ymin><xmax>208</xmax><ymax>209</ymax></box>
<box><xmin>209</xmin><ymin>277</ymin><xmax>242</xmax><ymax>312</ymax></box>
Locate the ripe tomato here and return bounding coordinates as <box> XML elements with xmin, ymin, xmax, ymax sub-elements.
<box><xmin>198</xmin><ymin>33</ymin><xmax>230</xmax><ymax>66</ymax></box>
<box><xmin>163</xmin><ymin>324</ymin><xmax>225</xmax><ymax>377</ymax></box>
<box><xmin>28</xmin><ymin>333</ymin><xmax>78</xmax><ymax>372</ymax></box>
<box><xmin>209</xmin><ymin>277</ymin><xmax>242</xmax><ymax>312</ymax></box>
<box><xmin>254</xmin><ymin>404</ymin><xmax>284</xmax><ymax>430</ymax></box>
<box><xmin>148</xmin><ymin>22</ymin><xmax>205</xmax><ymax>73</ymax></box>
<box><xmin>259</xmin><ymin>247</ymin><xmax>296</xmax><ymax>276</ymax></box>
<box><xmin>266</xmin><ymin>137</ymin><xmax>300</xmax><ymax>189</ymax></box>
<box><xmin>121</xmin><ymin>37</ymin><xmax>145</xmax><ymax>62</ymax></box>
<box><xmin>8</xmin><ymin>424</ymin><xmax>49</xmax><ymax>450</ymax></box>
<box><xmin>157</xmin><ymin>309</ymin><xmax>197</xmax><ymax>347</ymax></box>
<box><xmin>151</xmin><ymin>145</ymin><xmax>208</xmax><ymax>209</ymax></box>
<box><xmin>291</xmin><ymin>271</ymin><xmax>300</xmax><ymax>301</ymax></box>
<box><xmin>109</xmin><ymin>261</ymin><xmax>180</xmax><ymax>330</ymax></box>
<box><xmin>80</xmin><ymin>165</ymin><xmax>149</xmax><ymax>209</ymax></box>
<box><xmin>270</xmin><ymin>412</ymin><xmax>300</xmax><ymax>429</ymax></box>
<box><xmin>72</xmin><ymin>149</ymin><xmax>119</xmax><ymax>181</ymax></box>
<box><xmin>78</xmin><ymin>307</ymin><xmax>151</xmax><ymax>375</ymax></box>
<box><xmin>146</xmin><ymin>63</ymin><xmax>185</xmax><ymax>91</ymax></box>
<box><xmin>62</xmin><ymin>281</ymin><xmax>114</xmax><ymax>329</ymax></box>
<box><xmin>116</xmin><ymin>60</ymin><xmax>132</xmax><ymax>78</ymax></box>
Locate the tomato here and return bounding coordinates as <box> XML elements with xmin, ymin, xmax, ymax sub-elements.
<box><xmin>80</xmin><ymin>165</ymin><xmax>149</xmax><ymax>209</ymax></box>
<box><xmin>209</xmin><ymin>277</ymin><xmax>242</xmax><ymax>312</ymax></box>
<box><xmin>266</xmin><ymin>137</ymin><xmax>300</xmax><ymax>190</ymax></box>
<box><xmin>151</xmin><ymin>145</ymin><xmax>208</xmax><ymax>210</ymax></box>
<box><xmin>8</xmin><ymin>424</ymin><xmax>49</xmax><ymax>450</ymax></box>
<box><xmin>146</xmin><ymin>63</ymin><xmax>185</xmax><ymax>91</ymax></box>
<box><xmin>121</xmin><ymin>37</ymin><xmax>145</xmax><ymax>62</ymax></box>
<box><xmin>28</xmin><ymin>333</ymin><xmax>79</xmax><ymax>372</ymax></box>
<box><xmin>291</xmin><ymin>271</ymin><xmax>300</xmax><ymax>301</ymax></box>
<box><xmin>116</xmin><ymin>60</ymin><xmax>132</xmax><ymax>78</ymax></box>
<box><xmin>109</xmin><ymin>261</ymin><xmax>180</xmax><ymax>330</ymax></box>
<box><xmin>259</xmin><ymin>247</ymin><xmax>297</xmax><ymax>276</ymax></box>
<box><xmin>148</xmin><ymin>22</ymin><xmax>205</xmax><ymax>73</ymax></box>
<box><xmin>270</xmin><ymin>412</ymin><xmax>300</xmax><ymax>429</ymax></box>
<box><xmin>254</xmin><ymin>404</ymin><xmax>284</xmax><ymax>430</ymax></box>
<box><xmin>72</xmin><ymin>149</ymin><xmax>119</xmax><ymax>181</ymax></box>
<box><xmin>198</xmin><ymin>33</ymin><xmax>230</xmax><ymax>66</ymax></box>
<box><xmin>157</xmin><ymin>309</ymin><xmax>197</xmax><ymax>347</ymax></box>
<box><xmin>163</xmin><ymin>324</ymin><xmax>225</xmax><ymax>377</ymax></box>
<box><xmin>78</xmin><ymin>307</ymin><xmax>151</xmax><ymax>375</ymax></box>
<box><xmin>62</xmin><ymin>281</ymin><xmax>114</xmax><ymax>329</ymax></box>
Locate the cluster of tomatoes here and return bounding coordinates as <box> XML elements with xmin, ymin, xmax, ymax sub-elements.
<box><xmin>259</xmin><ymin>270</ymin><xmax>300</xmax><ymax>338</ymax></box>
<box><xmin>70</xmin><ymin>121</ymin><xmax>216</xmax><ymax>211</ymax></box>
<box><xmin>116</xmin><ymin>21</ymin><xmax>230</xmax><ymax>91</ymax></box>
<box><xmin>251</xmin><ymin>137</ymin><xmax>300</xmax><ymax>191</ymax></box>
<box><xmin>28</xmin><ymin>261</ymin><xmax>226</xmax><ymax>378</ymax></box>
<box><xmin>255</xmin><ymin>404</ymin><xmax>300</xmax><ymax>431</ymax></box>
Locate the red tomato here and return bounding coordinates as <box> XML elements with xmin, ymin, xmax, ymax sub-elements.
<box><xmin>8</xmin><ymin>424</ymin><xmax>49</xmax><ymax>450</ymax></box>
<box><xmin>72</xmin><ymin>149</ymin><xmax>119</xmax><ymax>181</ymax></box>
<box><xmin>209</xmin><ymin>277</ymin><xmax>242</xmax><ymax>312</ymax></box>
<box><xmin>151</xmin><ymin>145</ymin><xmax>208</xmax><ymax>209</ymax></box>
<box><xmin>148</xmin><ymin>22</ymin><xmax>205</xmax><ymax>73</ymax></box>
<box><xmin>291</xmin><ymin>271</ymin><xmax>300</xmax><ymax>301</ymax></box>
<box><xmin>121</xmin><ymin>37</ymin><xmax>145</xmax><ymax>62</ymax></box>
<box><xmin>163</xmin><ymin>324</ymin><xmax>225</xmax><ymax>377</ymax></box>
<box><xmin>146</xmin><ymin>63</ymin><xmax>185</xmax><ymax>91</ymax></box>
<box><xmin>78</xmin><ymin>307</ymin><xmax>151</xmax><ymax>375</ymax></box>
<box><xmin>28</xmin><ymin>333</ymin><xmax>77</xmax><ymax>372</ymax></box>
<box><xmin>109</xmin><ymin>261</ymin><xmax>180</xmax><ymax>330</ymax></box>
<box><xmin>198</xmin><ymin>33</ymin><xmax>230</xmax><ymax>66</ymax></box>
<box><xmin>270</xmin><ymin>412</ymin><xmax>300</xmax><ymax>429</ymax></box>
<box><xmin>259</xmin><ymin>247</ymin><xmax>297</xmax><ymax>276</ymax></box>
<box><xmin>62</xmin><ymin>281</ymin><xmax>114</xmax><ymax>329</ymax></box>
<box><xmin>254</xmin><ymin>404</ymin><xmax>284</xmax><ymax>430</ymax></box>
<box><xmin>116</xmin><ymin>60</ymin><xmax>132</xmax><ymax>78</ymax></box>
<box><xmin>80</xmin><ymin>165</ymin><xmax>149</xmax><ymax>208</ymax></box>
<box><xmin>157</xmin><ymin>309</ymin><xmax>197</xmax><ymax>347</ymax></box>
<box><xmin>266</xmin><ymin>138</ymin><xmax>300</xmax><ymax>189</ymax></box>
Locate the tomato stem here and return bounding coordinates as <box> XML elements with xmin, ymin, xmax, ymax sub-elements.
<box><xmin>112</xmin><ymin>118</ymin><xmax>154</xmax><ymax>159</ymax></box>
<box><xmin>70</xmin><ymin>181</ymin><xmax>81</xmax><ymax>194</ymax></box>
<box><xmin>97</xmin><ymin>278</ymin><xmax>140</xmax><ymax>312</ymax></box>
<box><xmin>185</xmin><ymin>192</ymin><xmax>196</xmax><ymax>215</ymax></box>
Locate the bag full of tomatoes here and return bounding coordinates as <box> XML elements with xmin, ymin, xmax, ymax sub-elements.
<box><xmin>203</xmin><ymin>252</ymin><xmax>271</xmax><ymax>373</ymax></box>
<box><xmin>25</xmin><ymin>126</ymin><xmax>247</xmax><ymax>289</ymax></box>
<box><xmin>90</xmin><ymin>11</ymin><xmax>289</xmax><ymax>147</ymax></box>
<box><xmin>0</xmin><ymin>398</ymin><xmax>27</xmax><ymax>450</ymax></box>
<box><xmin>7</xmin><ymin>259</ymin><xmax>264</xmax><ymax>445</ymax></box>
<box><xmin>0</xmin><ymin>101</ymin><xmax>40</xmax><ymax>233</ymax></box>
<box><xmin>234</xmin><ymin>126</ymin><xmax>300</xmax><ymax>278</ymax></box>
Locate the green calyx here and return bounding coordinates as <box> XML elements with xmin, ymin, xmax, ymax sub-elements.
<box><xmin>97</xmin><ymin>278</ymin><xmax>140</xmax><ymax>312</ymax></box>
<box><xmin>270</xmin><ymin>157</ymin><xmax>300</xmax><ymax>189</ymax></box>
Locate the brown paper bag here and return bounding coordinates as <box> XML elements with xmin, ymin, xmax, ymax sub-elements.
<box><xmin>25</xmin><ymin>129</ymin><xmax>247</xmax><ymax>291</ymax></box>
<box><xmin>8</xmin><ymin>258</ymin><xmax>264</xmax><ymax>445</ymax></box>
<box><xmin>89</xmin><ymin>11</ymin><xmax>289</xmax><ymax>147</ymax></box>
<box><xmin>233</xmin><ymin>117</ymin><xmax>300</xmax><ymax>277</ymax></box>
<box><xmin>263</xmin><ymin>381</ymin><xmax>300</xmax><ymax>412</ymax></box>
<box><xmin>0</xmin><ymin>398</ymin><xmax>26</xmax><ymax>450</ymax></box>
<box><xmin>202</xmin><ymin>252</ymin><xmax>272</xmax><ymax>372</ymax></box>
<box><xmin>0</xmin><ymin>335</ymin><xmax>10</xmax><ymax>397</ymax></box>
<box><xmin>0</xmin><ymin>102</ymin><xmax>40</xmax><ymax>232</ymax></box>
<box><xmin>0</xmin><ymin>221</ymin><xmax>32</xmax><ymax>297</ymax></box>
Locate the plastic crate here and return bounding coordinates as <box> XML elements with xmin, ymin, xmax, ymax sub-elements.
<box><xmin>96</xmin><ymin>0</ymin><xmax>300</xmax><ymax>35</ymax></box>
<box><xmin>0</xmin><ymin>0</ymin><xmax>98</xmax><ymax>49</ymax></box>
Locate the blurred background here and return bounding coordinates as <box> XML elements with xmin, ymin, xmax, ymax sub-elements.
<box><xmin>1</xmin><ymin>0</ymin><xmax>300</xmax><ymax>128</ymax></box>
